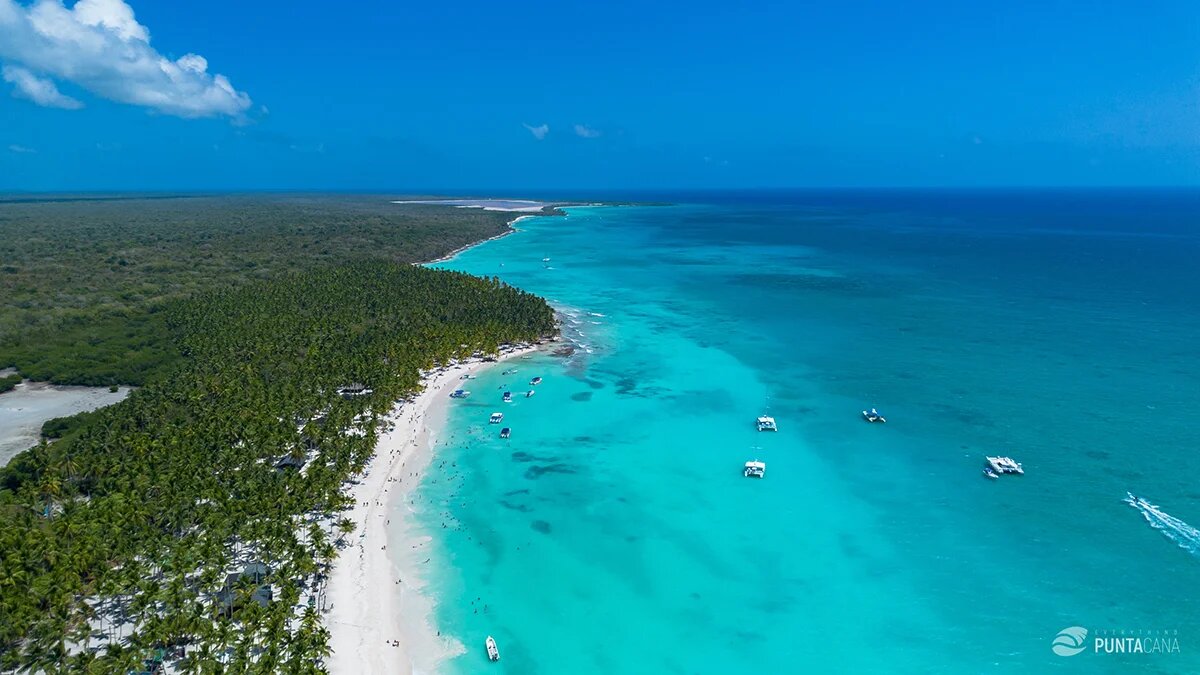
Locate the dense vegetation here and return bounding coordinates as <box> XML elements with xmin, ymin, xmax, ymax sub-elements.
<box><xmin>0</xmin><ymin>195</ymin><xmax>533</xmax><ymax>386</ymax></box>
<box><xmin>0</xmin><ymin>373</ymin><xmax>19</xmax><ymax>394</ymax></box>
<box><xmin>0</xmin><ymin>261</ymin><xmax>556</xmax><ymax>672</ymax></box>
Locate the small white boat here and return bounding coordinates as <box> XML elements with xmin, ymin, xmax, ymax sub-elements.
<box><xmin>744</xmin><ymin>460</ymin><xmax>766</xmax><ymax>478</ymax></box>
<box><xmin>756</xmin><ymin>416</ymin><xmax>777</xmax><ymax>432</ymax></box>
<box><xmin>542</xmin><ymin>257</ymin><xmax>551</xmax><ymax>262</ymax></box>
<box><xmin>862</xmin><ymin>408</ymin><xmax>886</xmax><ymax>423</ymax></box>
<box><xmin>529</xmin><ymin>377</ymin><xmax>543</xmax><ymax>386</ymax></box>
<box><xmin>489</xmin><ymin>412</ymin><xmax>504</xmax><ymax>424</ymax></box>
<box><xmin>525</xmin><ymin>390</ymin><xmax>536</xmax><ymax>398</ymax></box>
<box><xmin>502</xmin><ymin>391</ymin><xmax>513</xmax><ymax>403</ymax></box>
<box><xmin>485</xmin><ymin>635</ymin><xmax>500</xmax><ymax>661</ymax></box>
<box><xmin>983</xmin><ymin>467</ymin><xmax>999</xmax><ymax>480</ymax></box>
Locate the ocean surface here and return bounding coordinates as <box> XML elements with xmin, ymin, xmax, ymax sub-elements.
<box><xmin>414</xmin><ymin>189</ymin><xmax>1200</xmax><ymax>673</ymax></box>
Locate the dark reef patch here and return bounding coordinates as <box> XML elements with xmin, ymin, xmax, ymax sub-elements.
<box><xmin>531</xmin><ymin>520</ymin><xmax>552</xmax><ymax>534</ymax></box>
<box><xmin>499</xmin><ymin>500</ymin><xmax>534</xmax><ymax>513</ymax></box>
<box><xmin>571</xmin><ymin>392</ymin><xmax>593</xmax><ymax>402</ymax></box>
<box><xmin>524</xmin><ymin>463</ymin><xmax>577</xmax><ymax>479</ymax></box>
<box><xmin>511</xmin><ymin>451</ymin><xmax>559</xmax><ymax>463</ymax></box>
<box><xmin>615</xmin><ymin>377</ymin><xmax>637</xmax><ymax>395</ymax></box>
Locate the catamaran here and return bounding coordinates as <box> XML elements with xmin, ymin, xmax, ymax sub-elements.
<box><xmin>502</xmin><ymin>391</ymin><xmax>513</xmax><ymax>403</ymax></box>
<box><xmin>489</xmin><ymin>412</ymin><xmax>504</xmax><ymax>424</ymax></box>
<box><xmin>744</xmin><ymin>460</ymin><xmax>766</xmax><ymax>478</ymax></box>
<box><xmin>450</xmin><ymin>389</ymin><xmax>470</xmax><ymax>399</ymax></box>
<box><xmin>985</xmin><ymin>455</ymin><xmax>1023</xmax><ymax>476</ymax></box>
<box><xmin>756</xmin><ymin>416</ymin><xmax>777</xmax><ymax>432</ymax></box>
<box><xmin>500</xmin><ymin>427</ymin><xmax>511</xmax><ymax>439</ymax></box>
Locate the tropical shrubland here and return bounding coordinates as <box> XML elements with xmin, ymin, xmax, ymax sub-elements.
<box><xmin>0</xmin><ymin>195</ymin><xmax>534</xmax><ymax>386</ymax></box>
<box><xmin>0</xmin><ymin>196</ymin><xmax>557</xmax><ymax>673</ymax></box>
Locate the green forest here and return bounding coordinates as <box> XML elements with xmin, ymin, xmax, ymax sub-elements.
<box><xmin>0</xmin><ymin>195</ymin><xmax>541</xmax><ymax>386</ymax></box>
<box><xmin>0</xmin><ymin>197</ymin><xmax>558</xmax><ymax>673</ymax></box>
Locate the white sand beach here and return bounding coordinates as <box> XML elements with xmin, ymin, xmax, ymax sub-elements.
<box><xmin>324</xmin><ymin>346</ymin><xmax>538</xmax><ymax>674</ymax></box>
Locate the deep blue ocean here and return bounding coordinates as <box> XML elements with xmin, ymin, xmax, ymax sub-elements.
<box><xmin>416</xmin><ymin>189</ymin><xmax>1200</xmax><ymax>673</ymax></box>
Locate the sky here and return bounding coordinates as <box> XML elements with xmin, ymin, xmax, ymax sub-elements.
<box><xmin>0</xmin><ymin>0</ymin><xmax>1197</xmax><ymax>191</ymax></box>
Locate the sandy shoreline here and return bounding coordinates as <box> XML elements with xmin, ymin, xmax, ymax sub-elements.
<box><xmin>324</xmin><ymin>345</ymin><xmax>539</xmax><ymax>675</ymax></box>
<box><xmin>422</xmin><ymin>215</ymin><xmax>536</xmax><ymax>266</ymax></box>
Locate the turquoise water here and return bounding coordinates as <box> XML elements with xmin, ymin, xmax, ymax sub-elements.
<box><xmin>419</xmin><ymin>190</ymin><xmax>1200</xmax><ymax>673</ymax></box>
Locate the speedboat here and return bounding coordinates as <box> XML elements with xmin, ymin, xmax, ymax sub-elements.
<box><xmin>525</xmin><ymin>390</ymin><xmax>536</xmax><ymax>398</ymax></box>
<box><xmin>529</xmin><ymin>377</ymin><xmax>543</xmax><ymax>386</ymax></box>
<box><xmin>485</xmin><ymin>635</ymin><xmax>500</xmax><ymax>661</ymax></box>
<box><xmin>983</xmin><ymin>467</ymin><xmax>999</xmax><ymax>480</ymax></box>
<box><xmin>500</xmin><ymin>427</ymin><xmax>511</xmax><ymax>439</ymax></box>
<box><xmin>502</xmin><ymin>391</ymin><xmax>513</xmax><ymax>403</ymax></box>
<box><xmin>743</xmin><ymin>460</ymin><xmax>766</xmax><ymax>478</ymax></box>
<box><xmin>862</xmin><ymin>408</ymin><xmax>886</xmax><ymax>423</ymax></box>
<box><xmin>489</xmin><ymin>412</ymin><xmax>504</xmax><ymax>424</ymax></box>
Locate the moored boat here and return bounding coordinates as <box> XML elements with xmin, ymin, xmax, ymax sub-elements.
<box><xmin>489</xmin><ymin>412</ymin><xmax>504</xmax><ymax>424</ymax></box>
<box><xmin>450</xmin><ymin>389</ymin><xmax>470</xmax><ymax>399</ymax></box>
<box><xmin>500</xmin><ymin>427</ymin><xmax>511</xmax><ymax>439</ymax></box>
<box><xmin>525</xmin><ymin>389</ymin><xmax>536</xmax><ymax>398</ymax></box>
<box><xmin>985</xmin><ymin>455</ymin><xmax>1023</xmax><ymax>476</ymax></box>
<box><xmin>756</xmin><ymin>416</ymin><xmax>777</xmax><ymax>432</ymax></box>
<box><xmin>862</xmin><ymin>408</ymin><xmax>886</xmax><ymax>423</ymax></box>
<box><xmin>529</xmin><ymin>376</ymin><xmax>543</xmax><ymax>386</ymax></box>
<box><xmin>744</xmin><ymin>460</ymin><xmax>766</xmax><ymax>478</ymax></box>
<box><xmin>502</xmin><ymin>391</ymin><xmax>513</xmax><ymax>403</ymax></box>
<box><xmin>485</xmin><ymin>635</ymin><xmax>500</xmax><ymax>661</ymax></box>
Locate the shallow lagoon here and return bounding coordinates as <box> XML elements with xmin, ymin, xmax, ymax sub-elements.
<box><xmin>0</xmin><ymin>380</ymin><xmax>131</xmax><ymax>465</ymax></box>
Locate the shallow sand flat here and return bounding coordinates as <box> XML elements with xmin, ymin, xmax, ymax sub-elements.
<box><xmin>0</xmin><ymin>381</ymin><xmax>132</xmax><ymax>465</ymax></box>
<box><xmin>392</xmin><ymin>199</ymin><xmax>548</xmax><ymax>212</ymax></box>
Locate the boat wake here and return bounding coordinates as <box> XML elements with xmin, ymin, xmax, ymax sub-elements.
<box><xmin>1125</xmin><ymin>493</ymin><xmax>1200</xmax><ymax>557</ymax></box>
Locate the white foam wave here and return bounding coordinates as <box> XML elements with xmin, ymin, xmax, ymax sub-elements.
<box><xmin>1126</xmin><ymin>493</ymin><xmax>1200</xmax><ymax>557</ymax></box>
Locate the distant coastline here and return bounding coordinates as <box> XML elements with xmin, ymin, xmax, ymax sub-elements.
<box><xmin>421</xmin><ymin>214</ymin><xmax>539</xmax><ymax>265</ymax></box>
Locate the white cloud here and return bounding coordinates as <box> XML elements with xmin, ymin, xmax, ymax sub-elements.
<box><xmin>523</xmin><ymin>123</ymin><xmax>549</xmax><ymax>140</ymax></box>
<box><xmin>8</xmin><ymin>143</ymin><xmax>36</xmax><ymax>153</ymax></box>
<box><xmin>0</xmin><ymin>0</ymin><xmax>251</xmax><ymax>119</ymax></box>
<box><xmin>574</xmin><ymin>124</ymin><xmax>601</xmax><ymax>139</ymax></box>
<box><xmin>2</xmin><ymin>64</ymin><xmax>81</xmax><ymax>108</ymax></box>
